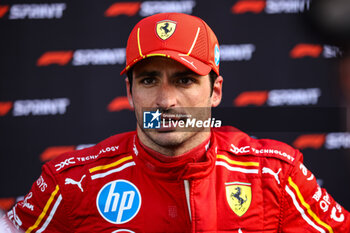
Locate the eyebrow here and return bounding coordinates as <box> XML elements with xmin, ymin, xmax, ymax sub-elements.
<box><xmin>134</xmin><ymin>71</ymin><xmax>160</xmax><ymax>79</ymax></box>
<box><xmin>134</xmin><ymin>70</ymin><xmax>199</xmax><ymax>79</ymax></box>
<box><xmin>172</xmin><ymin>70</ymin><xmax>199</xmax><ymax>78</ymax></box>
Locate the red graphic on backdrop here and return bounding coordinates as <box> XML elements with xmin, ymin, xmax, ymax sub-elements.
<box><xmin>105</xmin><ymin>2</ymin><xmax>141</xmax><ymax>17</ymax></box>
<box><xmin>40</xmin><ymin>146</ymin><xmax>75</xmax><ymax>162</ymax></box>
<box><xmin>37</xmin><ymin>51</ymin><xmax>73</xmax><ymax>66</ymax></box>
<box><xmin>233</xmin><ymin>91</ymin><xmax>268</xmax><ymax>106</ymax></box>
<box><xmin>231</xmin><ymin>0</ymin><xmax>266</xmax><ymax>14</ymax></box>
<box><xmin>0</xmin><ymin>198</ymin><xmax>16</xmax><ymax>211</ymax></box>
<box><xmin>290</xmin><ymin>44</ymin><xmax>323</xmax><ymax>58</ymax></box>
<box><xmin>293</xmin><ymin>134</ymin><xmax>326</xmax><ymax>150</ymax></box>
<box><xmin>0</xmin><ymin>5</ymin><xmax>9</xmax><ymax>18</ymax></box>
<box><xmin>0</xmin><ymin>101</ymin><xmax>13</xmax><ymax>116</ymax></box>
<box><xmin>107</xmin><ymin>96</ymin><xmax>133</xmax><ymax>112</ymax></box>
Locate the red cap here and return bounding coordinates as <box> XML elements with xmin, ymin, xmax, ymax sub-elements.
<box><xmin>120</xmin><ymin>13</ymin><xmax>220</xmax><ymax>76</ymax></box>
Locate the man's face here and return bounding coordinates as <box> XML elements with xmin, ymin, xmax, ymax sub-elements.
<box><xmin>126</xmin><ymin>57</ymin><xmax>222</xmax><ymax>151</ymax></box>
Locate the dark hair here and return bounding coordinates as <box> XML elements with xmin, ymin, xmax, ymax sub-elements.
<box><xmin>208</xmin><ymin>70</ymin><xmax>219</xmax><ymax>95</ymax></box>
<box><xmin>127</xmin><ymin>69</ymin><xmax>218</xmax><ymax>96</ymax></box>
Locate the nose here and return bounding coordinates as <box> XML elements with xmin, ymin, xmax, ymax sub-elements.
<box><xmin>155</xmin><ymin>81</ymin><xmax>177</xmax><ymax>109</ymax></box>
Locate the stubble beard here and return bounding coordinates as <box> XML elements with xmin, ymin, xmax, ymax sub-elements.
<box><xmin>135</xmin><ymin>110</ymin><xmax>210</xmax><ymax>153</ymax></box>
<box><xmin>141</xmin><ymin>126</ymin><xmax>197</xmax><ymax>148</ymax></box>
<box><xmin>134</xmin><ymin>95</ymin><xmax>213</xmax><ymax>154</ymax></box>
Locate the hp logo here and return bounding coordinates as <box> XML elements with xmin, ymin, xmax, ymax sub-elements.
<box><xmin>96</xmin><ymin>180</ymin><xmax>141</xmax><ymax>224</ymax></box>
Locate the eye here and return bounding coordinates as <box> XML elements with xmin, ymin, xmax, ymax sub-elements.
<box><xmin>177</xmin><ymin>77</ymin><xmax>196</xmax><ymax>86</ymax></box>
<box><xmin>140</xmin><ymin>77</ymin><xmax>156</xmax><ymax>85</ymax></box>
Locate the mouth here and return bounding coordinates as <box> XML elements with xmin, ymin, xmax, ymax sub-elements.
<box><xmin>157</xmin><ymin>116</ymin><xmax>189</xmax><ymax>132</ymax></box>
<box><xmin>161</xmin><ymin>116</ymin><xmax>184</xmax><ymax>121</ymax></box>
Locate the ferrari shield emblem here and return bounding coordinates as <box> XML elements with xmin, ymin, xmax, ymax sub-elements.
<box><xmin>225</xmin><ymin>182</ymin><xmax>252</xmax><ymax>217</ymax></box>
<box><xmin>156</xmin><ymin>20</ymin><xmax>177</xmax><ymax>40</ymax></box>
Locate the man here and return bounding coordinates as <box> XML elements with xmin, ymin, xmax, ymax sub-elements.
<box><xmin>1</xmin><ymin>12</ymin><xmax>349</xmax><ymax>233</ymax></box>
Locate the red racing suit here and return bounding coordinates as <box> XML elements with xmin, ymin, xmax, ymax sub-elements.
<box><xmin>7</xmin><ymin>126</ymin><xmax>350</xmax><ymax>232</ymax></box>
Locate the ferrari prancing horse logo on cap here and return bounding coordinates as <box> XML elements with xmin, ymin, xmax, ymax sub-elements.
<box><xmin>156</xmin><ymin>20</ymin><xmax>177</xmax><ymax>40</ymax></box>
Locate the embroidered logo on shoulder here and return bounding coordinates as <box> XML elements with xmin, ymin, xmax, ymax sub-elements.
<box><xmin>230</xmin><ymin>144</ymin><xmax>250</xmax><ymax>154</ymax></box>
<box><xmin>55</xmin><ymin>157</ymin><xmax>75</xmax><ymax>171</ymax></box>
<box><xmin>299</xmin><ymin>163</ymin><xmax>314</xmax><ymax>181</ymax></box>
<box><xmin>230</xmin><ymin>142</ymin><xmax>295</xmax><ymax>163</ymax></box>
<box><xmin>8</xmin><ymin>207</ymin><xmax>23</xmax><ymax>229</ymax></box>
<box><xmin>96</xmin><ymin>180</ymin><xmax>141</xmax><ymax>224</ymax></box>
<box><xmin>156</xmin><ymin>20</ymin><xmax>177</xmax><ymax>40</ymax></box>
<box><xmin>262</xmin><ymin>167</ymin><xmax>281</xmax><ymax>184</ymax></box>
<box><xmin>331</xmin><ymin>204</ymin><xmax>345</xmax><ymax>223</ymax></box>
<box><xmin>251</xmin><ymin>147</ymin><xmax>295</xmax><ymax>162</ymax></box>
<box><xmin>36</xmin><ymin>175</ymin><xmax>48</xmax><ymax>192</ymax></box>
<box><xmin>76</xmin><ymin>146</ymin><xmax>120</xmax><ymax>163</ymax></box>
<box><xmin>65</xmin><ymin>175</ymin><xmax>86</xmax><ymax>192</ymax></box>
<box><xmin>20</xmin><ymin>192</ymin><xmax>34</xmax><ymax>211</ymax></box>
<box><xmin>54</xmin><ymin>145</ymin><xmax>120</xmax><ymax>173</ymax></box>
<box><xmin>225</xmin><ymin>182</ymin><xmax>252</xmax><ymax>217</ymax></box>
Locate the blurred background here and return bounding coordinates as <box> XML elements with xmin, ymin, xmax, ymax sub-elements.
<box><xmin>1</xmin><ymin>0</ymin><xmax>350</xmax><ymax>216</ymax></box>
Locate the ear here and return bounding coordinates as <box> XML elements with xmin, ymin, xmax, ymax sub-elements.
<box><xmin>125</xmin><ymin>77</ymin><xmax>134</xmax><ymax>108</ymax></box>
<box><xmin>211</xmin><ymin>76</ymin><xmax>223</xmax><ymax>107</ymax></box>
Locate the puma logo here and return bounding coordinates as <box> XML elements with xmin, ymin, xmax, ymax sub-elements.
<box><xmin>65</xmin><ymin>175</ymin><xmax>86</xmax><ymax>192</ymax></box>
<box><xmin>180</xmin><ymin>57</ymin><xmax>197</xmax><ymax>69</ymax></box>
<box><xmin>262</xmin><ymin>167</ymin><xmax>281</xmax><ymax>184</ymax></box>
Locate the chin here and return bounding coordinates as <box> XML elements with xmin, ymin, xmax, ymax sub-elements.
<box><xmin>149</xmin><ymin>130</ymin><xmax>191</xmax><ymax>147</ymax></box>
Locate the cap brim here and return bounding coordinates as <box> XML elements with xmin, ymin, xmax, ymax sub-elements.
<box><xmin>120</xmin><ymin>50</ymin><xmax>212</xmax><ymax>76</ymax></box>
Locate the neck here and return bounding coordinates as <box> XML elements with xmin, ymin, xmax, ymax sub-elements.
<box><xmin>136</xmin><ymin>126</ymin><xmax>211</xmax><ymax>156</ymax></box>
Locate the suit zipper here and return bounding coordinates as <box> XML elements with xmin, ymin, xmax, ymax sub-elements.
<box><xmin>184</xmin><ymin>180</ymin><xmax>192</xmax><ymax>222</ymax></box>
